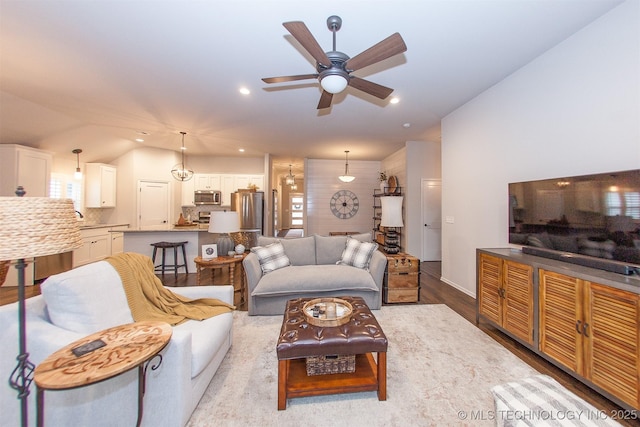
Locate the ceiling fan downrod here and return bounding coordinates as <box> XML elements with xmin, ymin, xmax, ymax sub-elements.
<box><xmin>327</xmin><ymin>15</ymin><xmax>342</xmax><ymax>53</ymax></box>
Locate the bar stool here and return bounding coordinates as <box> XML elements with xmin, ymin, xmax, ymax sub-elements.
<box><xmin>150</xmin><ymin>241</ymin><xmax>188</xmax><ymax>278</ymax></box>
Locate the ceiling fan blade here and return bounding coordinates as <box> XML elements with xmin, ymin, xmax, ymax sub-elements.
<box><xmin>262</xmin><ymin>74</ymin><xmax>318</xmax><ymax>84</ymax></box>
<box><xmin>283</xmin><ymin>21</ymin><xmax>332</xmax><ymax>67</ymax></box>
<box><xmin>317</xmin><ymin>91</ymin><xmax>333</xmax><ymax>109</ymax></box>
<box><xmin>348</xmin><ymin>76</ymin><xmax>394</xmax><ymax>99</ymax></box>
<box><xmin>345</xmin><ymin>33</ymin><xmax>407</xmax><ymax>72</ymax></box>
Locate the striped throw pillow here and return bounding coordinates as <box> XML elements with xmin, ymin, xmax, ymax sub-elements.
<box><xmin>251</xmin><ymin>241</ymin><xmax>291</xmax><ymax>274</ymax></box>
<box><xmin>337</xmin><ymin>237</ymin><xmax>378</xmax><ymax>270</ymax></box>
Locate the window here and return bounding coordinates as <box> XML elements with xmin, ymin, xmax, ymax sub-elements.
<box><xmin>605</xmin><ymin>190</ymin><xmax>640</xmax><ymax>219</ymax></box>
<box><xmin>624</xmin><ymin>192</ymin><xmax>640</xmax><ymax>219</ymax></box>
<box><xmin>290</xmin><ymin>195</ymin><xmax>304</xmax><ymax>228</ymax></box>
<box><xmin>50</xmin><ymin>173</ymin><xmax>83</xmax><ymax>211</ymax></box>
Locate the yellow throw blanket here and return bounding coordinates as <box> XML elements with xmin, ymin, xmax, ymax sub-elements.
<box><xmin>106</xmin><ymin>252</ymin><xmax>235</xmax><ymax>325</ymax></box>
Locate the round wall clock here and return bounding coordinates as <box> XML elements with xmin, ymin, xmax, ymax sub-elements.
<box><xmin>330</xmin><ymin>190</ymin><xmax>359</xmax><ymax>219</ymax></box>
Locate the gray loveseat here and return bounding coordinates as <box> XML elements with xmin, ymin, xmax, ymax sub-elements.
<box><xmin>243</xmin><ymin>234</ymin><xmax>387</xmax><ymax>315</ymax></box>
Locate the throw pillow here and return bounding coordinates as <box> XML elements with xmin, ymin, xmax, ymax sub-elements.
<box><xmin>251</xmin><ymin>241</ymin><xmax>291</xmax><ymax>274</ymax></box>
<box><xmin>337</xmin><ymin>237</ymin><xmax>378</xmax><ymax>270</ymax></box>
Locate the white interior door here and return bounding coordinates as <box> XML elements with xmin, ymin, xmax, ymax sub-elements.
<box><xmin>422</xmin><ymin>179</ymin><xmax>442</xmax><ymax>261</ymax></box>
<box><xmin>138</xmin><ymin>180</ymin><xmax>170</xmax><ymax>229</ymax></box>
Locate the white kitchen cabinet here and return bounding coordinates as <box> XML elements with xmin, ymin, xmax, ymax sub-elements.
<box><xmin>181</xmin><ymin>177</ymin><xmax>196</xmax><ymax>206</ymax></box>
<box><xmin>0</xmin><ymin>144</ymin><xmax>52</xmax><ymax>197</ymax></box>
<box><xmin>110</xmin><ymin>231</ymin><xmax>124</xmax><ymax>255</ymax></box>
<box><xmin>73</xmin><ymin>228</ymin><xmax>111</xmax><ymax>267</ymax></box>
<box><xmin>85</xmin><ymin>163</ymin><xmax>117</xmax><ymax>208</ymax></box>
<box><xmin>220</xmin><ymin>175</ymin><xmax>236</xmax><ymax>206</ymax></box>
<box><xmin>220</xmin><ymin>174</ymin><xmax>264</xmax><ymax>206</ymax></box>
<box><xmin>235</xmin><ymin>175</ymin><xmax>264</xmax><ymax>192</ymax></box>
<box><xmin>194</xmin><ymin>174</ymin><xmax>221</xmax><ymax>191</ymax></box>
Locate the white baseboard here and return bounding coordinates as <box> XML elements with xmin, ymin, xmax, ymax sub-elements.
<box><xmin>439</xmin><ymin>276</ymin><xmax>476</xmax><ymax>299</ymax></box>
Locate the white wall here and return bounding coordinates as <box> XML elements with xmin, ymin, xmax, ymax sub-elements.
<box><xmin>406</xmin><ymin>141</ymin><xmax>441</xmax><ymax>257</ymax></box>
<box><xmin>305</xmin><ymin>158</ymin><xmax>380</xmax><ymax>236</ymax></box>
<box><xmin>441</xmin><ymin>0</ymin><xmax>640</xmax><ymax>296</ymax></box>
<box><xmin>381</xmin><ymin>141</ymin><xmax>442</xmax><ymax>257</ymax></box>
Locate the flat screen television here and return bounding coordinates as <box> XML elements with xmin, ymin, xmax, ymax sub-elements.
<box><xmin>509</xmin><ymin>169</ymin><xmax>640</xmax><ymax>275</ymax></box>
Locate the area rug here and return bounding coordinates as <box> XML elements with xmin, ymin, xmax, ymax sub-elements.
<box><xmin>187</xmin><ymin>304</ymin><xmax>539</xmax><ymax>426</ymax></box>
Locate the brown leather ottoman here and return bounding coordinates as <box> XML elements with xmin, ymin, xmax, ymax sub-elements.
<box><xmin>276</xmin><ymin>296</ymin><xmax>388</xmax><ymax>410</ymax></box>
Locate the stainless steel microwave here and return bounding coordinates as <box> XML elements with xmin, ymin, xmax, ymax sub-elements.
<box><xmin>194</xmin><ymin>190</ymin><xmax>222</xmax><ymax>205</ymax></box>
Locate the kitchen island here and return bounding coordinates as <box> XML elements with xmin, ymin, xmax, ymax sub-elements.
<box><xmin>121</xmin><ymin>225</ymin><xmax>216</xmax><ymax>273</ymax></box>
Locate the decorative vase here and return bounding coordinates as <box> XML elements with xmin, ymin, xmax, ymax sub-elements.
<box><xmin>380</xmin><ymin>180</ymin><xmax>388</xmax><ymax>193</ymax></box>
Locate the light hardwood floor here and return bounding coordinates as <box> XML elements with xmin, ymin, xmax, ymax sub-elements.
<box><xmin>1</xmin><ymin>261</ymin><xmax>637</xmax><ymax>425</ymax></box>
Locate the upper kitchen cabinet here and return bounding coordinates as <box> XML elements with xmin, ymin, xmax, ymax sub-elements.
<box><xmin>194</xmin><ymin>174</ymin><xmax>221</xmax><ymax>191</ymax></box>
<box><xmin>0</xmin><ymin>144</ymin><xmax>52</xmax><ymax>197</ymax></box>
<box><xmin>85</xmin><ymin>163</ymin><xmax>117</xmax><ymax>207</ymax></box>
<box><xmin>181</xmin><ymin>177</ymin><xmax>196</xmax><ymax>206</ymax></box>
<box><xmin>220</xmin><ymin>174</ymin><xmax>264</xmax><ymax>206</ymax></box>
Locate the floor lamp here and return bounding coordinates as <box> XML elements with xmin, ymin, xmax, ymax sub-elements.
<box><xmin>0</xmin><ymin>188</ymin><xmax>82</xmax><ymax>427</ymax></box>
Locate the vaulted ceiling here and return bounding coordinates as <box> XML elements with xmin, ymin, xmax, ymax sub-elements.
<box><xmin>0</xmin><ymin>0</ymin><xmax>623</xmax><ymax>166</ymax></box>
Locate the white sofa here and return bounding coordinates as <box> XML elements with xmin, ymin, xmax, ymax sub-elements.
<box><xmin>0</xmin><ymin>259</ymin><xmax>233</xmax><ymax>427</ymax></box>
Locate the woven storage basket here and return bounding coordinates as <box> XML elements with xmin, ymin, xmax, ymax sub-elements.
<box><xmin>306</xmin><ymin>354</ymin><xmax>356</xmax><ymax>376</ymax></box>
<box><xmin>0</xmin><ymin>261</ymin><xmax>9</xmax><ymax>287</ymax></box>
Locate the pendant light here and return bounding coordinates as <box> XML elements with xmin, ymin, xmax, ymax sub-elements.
<box><xmin>338</xmin><ymin>150</ymin><xmax>355</xmax><ymax>182</ymax></box>
<box><xmin>72</xmin><ymin>149</ymin><xmax>83</xmax><ymax>179</ymax></box>
<box><xmin>285</xmin><ymin>164</ymin><xmax>295</xmax><ymax>185</ymax></box>
<box><xmin>171</xmin><ymin>131</ymin><xmax>194</xmax><ymax>182</ymax></box>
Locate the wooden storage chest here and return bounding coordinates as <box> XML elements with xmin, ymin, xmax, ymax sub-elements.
<box><xmin>383</xmin><ymin>253</ymin><xmax>420</xmax><ymax>303</ymax></box>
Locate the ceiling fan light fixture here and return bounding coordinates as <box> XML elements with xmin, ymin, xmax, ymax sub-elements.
<box><xmin>171</xmin><ymin>131</ymin><xmax>194</xmax><ymax>182</ymax></box>
<box><xmin>320</xmin><ymin>73</ymin><xmax>348</xmax><ymax>94</ymax></box>
<box><xmin>338</xmin><ymin>150</ymin><xmax>355</xmax><ymax>182</ymax></box>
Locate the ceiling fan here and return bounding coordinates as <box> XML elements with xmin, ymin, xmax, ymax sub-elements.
<box><xmin>262</xmin><ymin>16</ymin><xmax>407</xmax><ymax>109</ymax></box>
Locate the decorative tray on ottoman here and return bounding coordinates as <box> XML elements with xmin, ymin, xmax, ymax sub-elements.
<box><xmin>302</xmin><ymin>297</ymin><xmax>353</xmax><ymax>327</ymax></box>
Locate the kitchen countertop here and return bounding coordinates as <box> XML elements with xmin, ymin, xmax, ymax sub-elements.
<box><xmin>79</xmin><ymin>223</ymin><xmax>129</xmax><ymax>230</ymax></box>
<box><xmin>120</xmin><ymin>224</ymin><xmax>209</xmax><ymax>232</ymax></box>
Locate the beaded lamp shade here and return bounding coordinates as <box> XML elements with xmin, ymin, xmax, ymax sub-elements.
<box><xmin>0</xmin><ymin>197</ymin><xmax>82</xmax><ymax>261</ymax></box>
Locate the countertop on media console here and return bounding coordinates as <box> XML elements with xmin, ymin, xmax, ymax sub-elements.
<box><xmin>479</xmin><ymin>248</ymin><xmax>640</xmax><ymax>294</ymax></box>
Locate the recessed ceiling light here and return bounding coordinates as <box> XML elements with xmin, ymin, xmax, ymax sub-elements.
<box><xmin>239</xmin><ymin>148</ymin><xmax>245</xmax><ymax>152</ymax></box>
<box><xmin>135</xmin><ymin>138</ymin><xmax>144</xmax><ymax>142</ymax></box>
<box><xmin>239</xmin><ymin>87</ymin><xmax>250</xmax><ymax>95</ymax></box>
<box><xmin>390</xmin><ymin>97</ymin><xmax>400</xmax><ymax>104</ymax></box>
<box><xmin>403</xmin><ymin>123</ymin><xmax>411</xmax><ymax>128</ymax></box>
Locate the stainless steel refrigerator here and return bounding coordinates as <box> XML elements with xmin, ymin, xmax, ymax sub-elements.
<box><xmin>231</xmin><ymin>191</ymin><xmax>264</xmax><ymax>234</ymax></box>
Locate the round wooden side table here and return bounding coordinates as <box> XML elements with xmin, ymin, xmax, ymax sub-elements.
<box><xmin>194</xmin><ymin>254</ymin><xmax>247</xmax><ymax>304</ymax></box>
<box><xmin>34</xmin><ymin>321</ymin><xmax>172</xmax><ymax>427</ymax></box>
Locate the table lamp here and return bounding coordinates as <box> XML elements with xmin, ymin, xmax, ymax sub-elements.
<box><xmin>0</xmin><ymin>188</ymin><xmax>82</xmax><ymax>427</ymax></box>
<box><xmin>208</xmin><ymin>211</ymin><xmax>240</xmax><ymax>256</ymax></box>
<box><xmin>380</xmin><ymin>195</ymin><xmax>404</xmax><ymax>254</ymax></box>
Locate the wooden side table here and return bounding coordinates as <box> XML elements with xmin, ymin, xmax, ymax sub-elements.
<box><xmin>194</xmin><ymin>254</ymin><xmax>247</xmax><ymax>305</ymax></box>
<box><xmin>34</xmin><ymin>321</ymin><xmax>172</xmax><ymax>427</ymax></box>
<box><xmin>383</xmin><ymin>252</ymin><xmax>420</xmax><ymax>303</ymax></box>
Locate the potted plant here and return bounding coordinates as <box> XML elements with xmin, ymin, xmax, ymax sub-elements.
<box><xmin>379</xmin><ymin>172</ymin><xmax>388</xmax><ymax>193</ymax></box>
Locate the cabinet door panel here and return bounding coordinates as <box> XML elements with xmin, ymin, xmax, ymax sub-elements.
<box><xmin>585</xmin><ymin>282</ymin><xmax>639</xmax><ymax>408</ymax></box>
<box><xmin>539</xmin><ymin>270</ymin><xmax>583</xmax><ymax>374</ymax></box>
<box><xmin>503</xmin><ymin>260</ymin><xmax>534</xmax><ymax>344</ymax></box>
<box><xmin>478</xmin><ymin>254</ymin><xmax>502</xmax><ymax>324</ymax></box>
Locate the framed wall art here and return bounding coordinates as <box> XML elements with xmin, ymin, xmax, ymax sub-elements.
<box><xmin>202</xmin><ymin>244</ymin><xmax>218</xmax><ymax>260</ymax></box>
